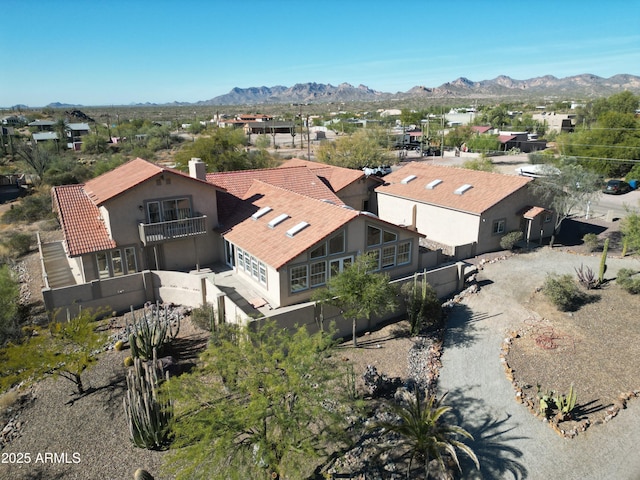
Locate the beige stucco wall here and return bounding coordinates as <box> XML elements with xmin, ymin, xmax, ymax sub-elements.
<box><xmin>376</xmin><ymin>194</ymin><xmax>480</xmax><ymax>247</ymax></box>
<box><xmin>336</xmin><ymin>178</ymin><xmax>375</xmax><ymax>211</ymax></box>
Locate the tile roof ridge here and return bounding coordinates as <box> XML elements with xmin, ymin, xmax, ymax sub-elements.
<box><xmin>245</xmin><ymin>179</ymin><xmax>352</xmax><ymax>209</ymax></box>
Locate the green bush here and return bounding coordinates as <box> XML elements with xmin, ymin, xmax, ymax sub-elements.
<box><xmin>542</xmin><ymin>274</ymin><xmax>586</xmax><ymax>311</ymax></box>
<box><xmin>7</xmin><ymin>233</ymin><xmax>33</xmax><ymax>256</ymax></box>
<box><xmin>189</xmin><ymin>303</ymin><xmax>217</xmax><ymax>331</ymax></box>
<box><xmin>582</xmin><ymin>233</ymin><xmax>599</xmax><ymax>252</ymax></box>
<box><xmin>616</xmin><ymin>268</ymin><xmax>640</xmax><ymax>294</ymax></box>
<box><xmin>1</xmin><ymin>192</ymin><xmax>53</xmax><ymax>224</ymax></box>
<box><xmin>500</xmin><ymin>231</ymin><xmax>524</xmax><ymax>250</ymax></box>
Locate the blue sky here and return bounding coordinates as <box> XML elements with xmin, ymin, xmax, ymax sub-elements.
<box><xmin>3</xmin><ymin>0</ymin><xmax>640</xmax><ymax>107</ymax></box>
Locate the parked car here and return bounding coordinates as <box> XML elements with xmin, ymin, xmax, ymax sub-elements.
<box><xmin>362</xmin><ymin>165</ymin><xmax>392</xmax><ymax>177</ymax></box>
<box><xmin>603</xmin><ymin>179</ymin><xmax>632</xmax><ymax>195</ymax></box>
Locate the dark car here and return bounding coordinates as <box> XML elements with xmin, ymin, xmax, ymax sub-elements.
<box><xmin>603</xmin><ymin>179</ymin><xmax>632</xmax><ymax>195</ymax></box>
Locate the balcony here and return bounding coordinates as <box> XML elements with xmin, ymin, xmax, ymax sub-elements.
<box><xmin>139</xmin><ymin>214</ymin><xmax>207</xmax><ymax>245</ymax></box>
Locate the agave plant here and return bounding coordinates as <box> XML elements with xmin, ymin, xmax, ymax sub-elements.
<box><xmin>371</xmin><ymin>390</ymin><xmax>479</xmax><ymax>478</ymax></box>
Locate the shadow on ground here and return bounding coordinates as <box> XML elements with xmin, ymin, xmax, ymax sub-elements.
<box><xmin>444</xmin><ymin>387</ymin><xmax>529</xmax><ymax>479</ymax></box>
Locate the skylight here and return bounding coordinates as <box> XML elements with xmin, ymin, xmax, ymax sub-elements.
<box><xmin>454</xmin><ymin>184</ymin><xmax>473</xmax><ymax>195</ymax></box>
<box><xmin>268</xmin><ymin>213</ymin><xmax>289</xmax><ymax>228</ymax></box>
<box><xmin>286</xmin><ymin>221</ymin><xmax>309</xmax><ymax>237</ymax></box>
<box><xmin>251</xmin><ymin>206</ymin><xmax>272</xmax><ymax>220</ymax></box>
<box><xmin>426</xmin><ymin>179</ymin><xmax>442</xmax><ymax>189</ymax></box>
<box><xmin>401</xmin><ymin>175</ymin><xmax>417</xmax><ymax>184</ymax></box>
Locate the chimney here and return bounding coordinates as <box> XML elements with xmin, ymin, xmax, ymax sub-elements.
<box><xmin>189</xmin><ymin>157</ymin><xmax>206</xmax><ymax>180</ymax></box>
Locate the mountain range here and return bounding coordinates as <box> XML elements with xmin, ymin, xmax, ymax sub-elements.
<box><xmin>30</xmin><ymin>73</ymin><xmax>640</xmax><ymax>109</ymax></box>
<box><xmin>195</xmin><ymin>74</ymin><xmax>640</xmax><ymax>106</ymax></box>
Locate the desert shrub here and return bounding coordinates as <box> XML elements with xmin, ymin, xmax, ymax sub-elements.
<box><xmin>616</xmin><ymin>268</ymin><xmax>640</xmax><ymax>294</ymax></box>
<box><xmin>189</xmin><ymin>303</ymin><xmax>217</xmax><ymax>331</ymax></box>
<box><xmin>6</xmin><ymin>232</ymin><xmax>33</xmax><ymax>257</ymax></box>
<box><xmin>500</xmin><ymin>231</ymin><xmax>524</xmax><ymax>250</ymax></box>
<box><xmin>582</xmin><ymin>233</ymin><xmax>599</xmax><ymax>252</ymax></box>
<box><xmin>575</xmin><ymin>263</ymin><xmax>600</xmax><ymax>289</ymax></box>
<box><xmin>542</xmin><ymin>273</ymin><xmax>586</xmax><ymax>311</ymax></box>
<box><xmin>400</xmin><ymin>274</ymin><xmax>442</xmax><ymax>334</ymax></box>
<box><xmin>1</xmin><ymin>192</ymin><xmax>53</xmax><ymax>224</ymax></box>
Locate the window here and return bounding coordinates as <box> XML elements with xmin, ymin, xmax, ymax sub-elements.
<box><xmin>310</xmin><ymin>243</ymin><xmax>326</xmax><ymax>259</ymax></box>
<box><xmin>111</xmin><ymin>249</ymin><xmax>124</xmax><ymax>276</ymax></box>
<box><xmin>368</xmin><ymin>249</ymin><xmax>381</xmax><ymax>271</ymax></box>
<box><xmin>146</xmin><ymin>197</ymin><xmax>191</xmax><ymax>223</ymax></box>
<box><xmin>244</xmin><ymin>252</ymin><xmax>251</xmax><ymax>272</ymax></box>
<box><xmin>251</xmin><ymin>257</ymin><xmax>259</xmax><ymax>279</ymax></box>
<box><xmin>96</xmin><ymin>252</ymin><xmax>109</xmax><ymax>279</ymax></box>
<box><xmin>367</xmin><ymin>225</ymin><xmax>382</xmax><ymax>247</ymax></box>
<box><xmin>397</xmin><ymin>241</ymin><xmax>411</xmax><ymax>265</ymax></box>
<box><xmin>310</xmin><ymin>261</ymin><xmax>327</xmax><ymax>287</ymax></box>
<box><xmin>237</xmin><ymin>248</ymin><xmax>245</xmax><ymax>270</ymax></box>
<box><xmin>125</xmin><ymin>247</ymin><xmax>137</xmax><ymax>274</ymax></box>
<box><xmin>329</xmin><ymin>256</ymin><xmax>352</xmax><ymax>278</ymax></box>
<box><xmin>383</xmin><ymin>230</ymin><xmax>397</xmax><ymax>243</ymax></box>
<box><xmin>382</xmin><ymin>245</ymin><xmax>396</xmax><ymax>269</ymax></box>
<box><xmin>493</xmin><ymin>219</ymin><xmax>506</xmax><ymax>235</ymax></box>
<box><xmin>290</xmin><ymin>265</ymin><xmax>308</xmax><ymax>293</ymax></box>
<box><xmin>328</xmin><ymin>231</ymin><xmax>345</xmax><ymax>254</ymax></box>
<box><xmin>259</xmin><ymin>262</ymin><xmax>267</xmax><ymax>286</ymax></box>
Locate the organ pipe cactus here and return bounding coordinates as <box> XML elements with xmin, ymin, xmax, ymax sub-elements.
<box><xmin>123</xmin><ymin>351</ymin><xmax>173</xmax><ymax>449</ymax></box>
<box><xmin>126</xmin><ymin>303</ymin><xmax>180</xmax><ymax>360</ymax></box>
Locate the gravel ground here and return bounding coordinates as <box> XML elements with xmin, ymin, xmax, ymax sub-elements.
<box><xmin>439</xmin><ymin>247</ymin><xmax>640</xmax><ymax>480</ymax></box>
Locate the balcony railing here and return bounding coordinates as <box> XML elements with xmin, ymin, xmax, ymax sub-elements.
<box><xmin>138</xmin><ymin>215</ymin><xmax>207</xmax><ymax>245</ymax></box>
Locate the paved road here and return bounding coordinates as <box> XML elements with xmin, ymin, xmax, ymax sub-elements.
<box><xmin>438</xmin><ymin>248</ymin><xmax>640</xmax><ymax>480</ymax></box>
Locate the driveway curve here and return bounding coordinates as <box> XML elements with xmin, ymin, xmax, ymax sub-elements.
<box><xmin>438</xmin><ymin>247</ymin><xmax>640</xmax><ymax>480</ymax></box>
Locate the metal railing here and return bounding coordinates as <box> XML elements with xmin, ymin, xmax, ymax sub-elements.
<box><xmin>139</xmin><ymin>214</ymin><xmax>207</xmax><ymax>245</ymax></box>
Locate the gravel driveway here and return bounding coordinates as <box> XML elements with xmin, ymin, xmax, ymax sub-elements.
<box><xmin>439</xmin><ymin>247</ymin><xmax>640</xmax><ymax>480</ymax></box>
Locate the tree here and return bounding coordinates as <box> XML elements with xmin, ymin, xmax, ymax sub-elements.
<box><xmin>530</xmin><ymin>160</ymin><xmax>602</xmax><ymax>245</ymax></box>
<box><xmin>620</xmin><ymin>209</ymin><xmax>640</xmax><ymax>254</ymax></box>
<box><xmin>163</xmin><ymin>321</ymin><xmax>355</xmax><ymax>479</ymax></box>
<box><xmin>371</xmin><ymin>390</ymin><xmax>479</xmax><ymax>478</ymax></box>
<box><xmin>0</xmin><ymin>310</ymin><xmax>108</xmax><ymax>395</ymax></box>
<box><xmin>462</xmin><ymin>155</ymin><xmax>495</xmax><ymax>172</ymax></box>
<box><xmin>315</xmin><ymin>128</ymin><xmax>393</xmax><ymax>169</ymax></box>
<box><xmin>174</xmin><ymin>128</ymin><xmax>275</xmax><ymax>172</ymax></box>
<box><xmin>15</xmin><ymin>141</ymin><xmax>54</xmax><ymax>182</ymax></box>
<box><xmin>81</xmin><ymin>133</ymin><xmax>110</xmax><ymax>154</ymax></box>
<box><xmin>313</xmin><ymin>252</ymin><xmax>398</xmax><ymax>347</ymax></box>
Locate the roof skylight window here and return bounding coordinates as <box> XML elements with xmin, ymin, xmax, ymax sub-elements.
<box><xmin>454</xmin><ymin>184</ymin><xmax>473</xmax><ymax>195</ymax></box>
<box><xmin>251</xmin><ymin>206</ymin><xmax>272</xmax><ymax>220</ymax></box>
<box><xmin>401</xmin><ymin>175</ymin><xmax>417</xmax><ymax>184</ymax></box>
<box><xmin>268</xmin><ymin>213</ymin><xmax>289</xmax><ymax>228</ymax></box>
<box><xmin>426</xmin><ymin>179</ymin><xmax>442</xmax><ymax>189</ymax></box>
<box><xmin>286</xmin><ymin>221</ymin><xmax>309</xmax><ymax>237</ymax></box>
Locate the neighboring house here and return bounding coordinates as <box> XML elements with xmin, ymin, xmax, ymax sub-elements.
<box><xmin>66</xmin><ymin>122</ymin><xmax>91</xmax><ymax>150</ymax></box>
<box><xmin>28</xmin><ymin>119</ymin><xmax>56</xmax><ymax>131</ymax></box>
<box><xmin>1</xmin><ymin>115</ymin><xmax>27</xmax><ymax>126</ymax></box>
<box><xmin>532</xmin><ymin>112</ymin><xmax>576</xmax><ymax>134</ymax></box>
<box><xmin>52</xmin><ymin>158</ymin><xmax>222</xmax><ymax>284</ymax></box>
<box><xmin>374</xmin><ymin>162</ymin><xmax>554</xmax><ymax>256</ymax></box>
<box><xmin>497</xmin><ymin>131</ymin><xmax>547</xmax><ymax>153</ymax></box>
<box><xmin>32</xmin><ymin>132</ymin><xmax>59</xmax><ymax>144</ymax></box>
<box><xmin>278</xmin><ymin>158</ymin><xmax>382</xmax><ymax>211</ymax></box>
<box><xmin>244</xmin><ymin>121</ymin><xmax>294</xmax><ymax>135</ymax></box>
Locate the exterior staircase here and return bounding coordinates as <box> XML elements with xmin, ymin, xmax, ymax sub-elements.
<box><xmin>41</xmin><ymin>241</ymin><xmax>76</xmax><ymax>288</ymax></box>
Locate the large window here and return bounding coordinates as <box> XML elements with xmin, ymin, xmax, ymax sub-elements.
<box><xmin>146</xmin><ymin>197</ymin><xmax>192</xmax><ymax>223</ymax></box>
<box><xmin>397</xmin><ymin>241</ymin><xmax>411</xmax><ymax>265</ymax></box>
<box><xmin>290</xmin><ymin>265</ymin><xmax>308</xmax><ymax>293</ymax></box>
<box><xmin>236</xmin><ymin>247</ymin><xmax>267</xmax><ymax>286</ymax></box>
<box><xmin>328</xmin><ymin>231</ymin><xmax>345</xmax><ymax>255</ymax></box>
<box><xmin>310</xmin><ymin>261</ymin><xmax>327</xmax><ymax>287</ymax></box>
<box><xmin>367</xmin><ymin>225</ymin><xmax>382</xmax><ymax>247</ymax></box>
<box><xmin>381</xmin><ymin>245</ymin><xmax>396</xmax><ymax>269</ymax></box>
<box><xmin>367</xmin><ymin>236</ymin><xmax>412</xmax><ymax>271</ymax></box>
<box><xmin>95</xmin><ymin>248</ymin><xmax>138</xmax><ymax>279</ymax></box>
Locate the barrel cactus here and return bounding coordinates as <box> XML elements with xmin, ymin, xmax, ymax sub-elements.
<box><xmin>133</xmin><ymin>469</ymin><xmax>155</xmax><ymax>480</ymax></box>
<box><xmin>124</xmin><ymin>356</ymin><xmax>134</xmax><ymax>367</ymax></box>
<box><xmin>114</xmin><ymin>340</ymin><xmax>125</xmax><ymax>351</ymax></box>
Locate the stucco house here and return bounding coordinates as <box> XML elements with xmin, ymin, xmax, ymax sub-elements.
<box><xmin>374</xmin><ymin>162</ymin><xmax>554</xmax><ymax>257</ymax></box>
<box><xmin>50</xmin><ymin>157</ymin><xmax>422</xmax><ymax>312</ymax></box>
<box><xmin>52</xmin><ymin>158</ymin><xmax>222</xmax><ymax>284</ymax></box>
<box><xmin>66</xmin><ymin>122</ymin><xmax>91</xmax><ymax>150</ymax></box>
<box><xmin>278</xmin><ymin>158</ymin><xmax>382</xmax><ymax>211</ymax></box>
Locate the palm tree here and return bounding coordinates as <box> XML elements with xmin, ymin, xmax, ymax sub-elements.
<box><xmin>372</xmin><ymin>390</ymin><xmax>479</xmax><ymax>479</ymax></box>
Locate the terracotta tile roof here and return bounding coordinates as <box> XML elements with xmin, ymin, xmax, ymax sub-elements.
<box><xmin>84</xmin><ymin>157</ymin><xmax>215</xmax><ymax>205</ymax></box>
<box><xmin>52</xmin><ymin>184</ymin><xmax>116</xmax><ymax>257</ymax></box>
<box><xmin>471</xmin><ymin>126</ymin><xmax>492</xmax><ymax>134</ymax></box>
<box><xmin>278</xmin><ymin>158</ymin><xmax>366</xmax><ymax>192</ymax></box>
<box><xmin>207</xmin><ymin>165</ymin><xmax>344</xmax><ymax>204</ymax></box>
<box><xmin>498</xmin><ymin>134</ymin><xmax>517</xmax><ymax>143</ymax></box>
<box><xmin>222</xmin><ymin>181</ymin><xmax>360</xmax><ymax>269</ymax></box>
<box><xmin>376</xmin><ymin>162</ymin><xmax>532</xmax><ymax>215</ymax></box>
<box><xmin>519</xmin><ymin>206</ymin><xmax>549</xmax><ymax>219</ymax></box>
